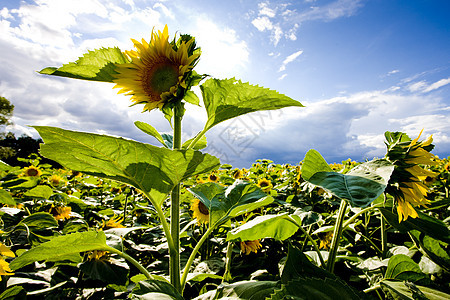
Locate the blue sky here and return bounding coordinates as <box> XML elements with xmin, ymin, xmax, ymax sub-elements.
<box><xmin>0</xmin><ymin>0</ymin><xmax>449</xmax><ymax>168</ymax></box>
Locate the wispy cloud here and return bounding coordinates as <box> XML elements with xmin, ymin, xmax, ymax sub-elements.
<box><xmin>279</xmin><ymin>50</ymin><xmax>303</xmax><ymax>72</ymax></box>
<box><xmin>296</xmin><ymin>0</ymin><xmax>363</xmax><ymax>22</ymax></box>
<box><xmin>407</xmin><ymin>77</ymin><xmax>450</xmax><ymax>93</ymax></box>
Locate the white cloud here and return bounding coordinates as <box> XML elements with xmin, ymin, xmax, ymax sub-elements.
<box><xmin>278</xmin><ymin>74</ymin><xmax>287</xmax><ymax>80</ymax></box>
<box><xmin>279</xmin><ymin>50</ymin><xmax>303</xmax><ymax>72</ymax></box>
<box><xmin>407</xmin><ymin>77</ymin><xmax>450</xmax><ymax>93</ymax></box>
<box><xmin>153</xmin><ymin>3</ymin><xmax>174</xmax><ymax>20</ymax></box>
<box><xmin>298</xmin><ymin>0</ymin><xmax>363</xmax><ymax>22</ymax></box>
<box><xmin>258</xmin><ymin>2</ymin><xmax>276</xmax><ymax>18</ymax></box>
<box><xmin>252</xmin><ymin>16</ymin><xmax>273</xmax><ymax>31</ymax></box>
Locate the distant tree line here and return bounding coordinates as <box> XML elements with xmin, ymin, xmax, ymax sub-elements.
<box><xmin>0</xmin><ymin>95</ymin><xmax>60</xmax><ymax>168</ymax></box>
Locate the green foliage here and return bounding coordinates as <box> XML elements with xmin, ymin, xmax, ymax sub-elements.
<box><xmin>302</xmin><ymin>150</ymin><xmax>394</xmax><ymax>207</ymax></box>
<box><xmin>226</xmin><ymin>213</ymin><xmax>301</xmax><ymax>241</ymax></box>
<box><xmin>0</xmin><ymin>96</ymin><xmax>14</xmax><ymax>128</ymax></box>
<box><xmin>385</xmin><ymin>254</ymin><xmax>428</xmax><ymax>282</ymax></box>
<box><xmin>200</xmin><ymin>78</ymin><xmax>304</xmax><ymax>133</ymax></box>
<box><xmin>130</xmin><ymin>279</ymin><xmax>184</xmax><ymax>300</ymax></box>
<box><xmin>10</xmin><ymin>231</ymin><xmax>108</xmax><ymax>270</ymax></box>
<box><xmin>381</xmin><ymin>280</ymin><xmax>450</xmax><ymax>300</ymax></box>
<box><xmin>39</xmin><ymin>47</ymin><xmax>129</xmax><ymax>82</ymax></box>
<box><xmin>34</xmin><ymin>126</ymin><xmax>220</xmax><ymax>206</ymax></box>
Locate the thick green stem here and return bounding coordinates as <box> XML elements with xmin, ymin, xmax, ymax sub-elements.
<box><xmin>222</xmin><ymin>241</ymin><xmax>234</xmax><ymax>282</ymax></box>
<box><xmin>170</xmin><ymin>110</ymin><xmax>183</xmax><ymax>292</ymax></box>
<box><xmin>327</xmin><ymin>199</ymin><xmax>348</xmax><ymax>273</ymax></box>
<box><xmin>381</xmin><ymin>215</ymin><xmax>387</xmax><ymax>258</ymax></box>
<box><xmin>181</xmin><ymin>225</ymin><xmax>215</xmax><ymax>292</ymax></box>
<box><xmin>105</xmin><ymin>246</ymin><xmax>153</xmax><ymax>280</ymax></box>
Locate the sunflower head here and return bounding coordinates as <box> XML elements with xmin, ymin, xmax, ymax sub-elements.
<box><xmin>102</xmin><ymin>215</ymin><xmax>126</xmax><ymax>230</ymax></box>
<box><xmin>190</xmin><ymin>198</ymin><xmax>209</xmax><ymax>224</ymax></box>
<box><xmin>256</xmin><ymin>178</ymin><xmax>273</xmax><ymax>192</ymax></box>
<box><xmin>48</xmin><ymin>174</ymin><xmax>64</xmax><ymax>187</ymax></box>
<box><xmin>232</xmin><ymin>169</ymin><xmax>243</xmax><ymax>179</ymax></box>
<box><xmin>385</xmin><ymin>130</ymin><xmax>437</xmax><ymax>222</ymax></box>
<box><xmin>240</xmin><ymin>240</ymin><xmax>262</xmax><ymax>255</ymax></box>
<box><xmin>22</xmin><ymin>165</ymin><xmax>42</xmax><ymax>177</ymax></box>
<box><xmin>49</xmin><ymin>205</ymin><xmax>72</xmax><ymax>221</ymax></box>
<box><xmin>208</xmin><ymin>173</ymin><xmax>219</xmax><ymax>183</ymax></box>
<box><xmin>113</xmin><ymin>25</ymin><xmax>201</xmax><ymax>114</ymax></box>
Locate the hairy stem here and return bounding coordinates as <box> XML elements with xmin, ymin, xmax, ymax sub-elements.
<box><xmin>170</xmin><ymin>109</ymin><xmax>183</xmax><ymax>292</ymax></box>
<box><xmin>327</xmin><ymin>199</ymin><xmax>348</xmax><ymax>273</ymax></box>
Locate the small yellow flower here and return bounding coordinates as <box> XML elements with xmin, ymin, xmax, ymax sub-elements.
<box><xmin>22</xmin><ymin>166</ymin><xmax>42</xmax><ymax>177</ymax></box>
<box><xmin>256</xmin><ymin>178</ymin><xmax>272</xmax><ymax>192</ymax></box>
<box><xmin>102</xmin><ymin>215</ymin><xmax>126</xmax><ymax>230</ymax></box>
<box><xmin>232</xmin><ymin>169</ymin><xmax>243</xmax><ymax>179</ymax></box>
<box><xmin>88</xmin><ymin>250</ymin><xmax>109</xmax><ymax>261</ymax></box>
<box><xmin>208</xmin><ymin>173</ymin><xmax>219</xmax><ymax>183</ymax></box>
<box><xmin>48</xmin><ymin>174</ymin><xmax>64</xmax><ymax>186</ymax></box>
<box><xmin>240</xmin><ymin>240</ymin><xmax>262</xmax><ymax>255</ymax></box>
<box><xmin>319</xmin><ymin>232</ymin><xmax>333</xmax><ymax>250</ymax></box>
<box><xmin>190</xmin><ymin>198</ymin><xmax>209</xmax><ymax>224</ymax></box>
<box><xmin>49</xmin><ymin>205</ymin><xmax>72</xmax><ymax>221</ymax></box>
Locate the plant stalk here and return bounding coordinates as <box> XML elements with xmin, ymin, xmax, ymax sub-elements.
<box><xmin>170</xmin><ymin>109</ymin><xmax>183</xmax><ymax>292</ymax></box>
<box><xmin>105</xmin><ymin>246</ymin><xmax>153</xmax><ymax>280</ymax></box>
<box><xmin>222</xmin><ymin>241</ymin><xmax>234</xmax><ymax>283</ymax></box>
<box><xmin>327</xmin><ymin>199</ymin><xmax>348</xmax><ymax>273</ymax></box>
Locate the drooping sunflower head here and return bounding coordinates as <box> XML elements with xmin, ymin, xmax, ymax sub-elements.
<box><xmin>102</xmin><ymin>215</ymin><xmax>126</xmax><ymax>230</ymax></box>
<box><xmin>240</xmin><ymin>240</ymin><xmax>262</xmax><ymax>255</ymax></box>
<box><xmin>190</xmin><ymin>198</ymin><xmax>209</xmax><ymax>224</ymax></box>
<box><xmin>49</xmin><ymin>205</ymin><xmax>72</xmax><ymax>221</ymax></box>
<box><xmin>384</xmin><ymin>129</ymin><xmax>438</xmax><ymax>222</ymax></box>
<box><xmin>113</xmin><ymin>25</ymin><xmax>201</xmax><ymax>113</ymax></box>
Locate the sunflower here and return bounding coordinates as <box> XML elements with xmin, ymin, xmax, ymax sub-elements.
<box><xmin>319</xmin><ymin>232</ymin><xmax>333</xmax><ymax>250</ymax></box>
<box><xmin>22</xmin><ymin>165</ymin><xmax>42</xmax><ymax>177</ymax></box>
<box><xmin>48</xmin><ymin>174</ymin><xmax>64</xmax><ymax>186</ymax></box>
<box><xmin>102</xmin><ymin>215</ymin><xmax>126</xmax><ymax>230</ymax></box>
<box><xmin>240</xmin><ymin>240</ymin><xmax>262</xmax><ymax>255</ymax></box>
<box><xmin>385</xmin><ymin>129</ymin><xmax>438</xmax><ymax>222</ymax></box>
<box><xmin>256</xmin><ymin>178</ymin><xmax>272</xmax><ymax>192</ymax></box>
<box><xmin>231</xmin><ymin>168</ymin><xmax>243</xmax><ymax>179</ymax></box>
<box><xmin>49</xmin><ymin>205</ymin><xmax>72</xmax><ymax>221</ymax></box>
<box><xmin>208</xmin><ymin>173</ymin><xmax>219</xmax><ymax>183</ymax></box>
<box><xmin>0</xmin><ymin>243</ymin><xmax>15</xmax><ymax>280</ymax></box>
<box><xmin>190</xmin><ymin>198</ymin><xmax>209</xmax><ymax>224</ymax></box>
<box><xmin>113</xmin><ymin>25</ymin><xmax>200</xmax><ymax>112</ymax></box>
<box><xmin>88</xmin><ymin>250</ymin><xmax>109</xmax><ymax>261</ymax></box>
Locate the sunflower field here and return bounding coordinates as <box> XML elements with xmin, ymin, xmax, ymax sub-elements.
<box><xmin>0</xmin><ymin>25</ymin><xmax>450</xmax><ymax>299</ymax></box>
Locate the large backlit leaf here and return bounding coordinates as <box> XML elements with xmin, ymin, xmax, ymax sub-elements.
<box><xmin>39</xmin><ymin>47</ymin><xmax>128</xmax><ymax>82</ymax></box>
<box><xmin>379</xmin><ymin>207</ymin><xmax>450</xmax><ymax>244</ymax></box>
<box><xmin>10</xmin><ymin>231</ymin><xmax>107</xmax><ymax>270</ymax></box>
<box><xmin>302</xmin><ymin>150</ymin><xmax>394</xmax><ymax>207</ymax></box>
<box><xmin>188</xmin><ymin>180</ymin><xmax>273</xmax><ymax>225</ymax></box>
<box><xmin>385</xmin><ymin>254</ymin><xmax>428</xmax><ymax>283</ymax></box>
<box><xmin>269</xmin><ymin>277</ymin><xmax>364</xmax><ymax>300</ymax></box>
<box><xmin>34</xmin><ymin>126</ymin><xmax>220</xmax><ymax>206</ymax></box>
<box><xmin>200</xmin><ymin>78</ymin><xmax>303</xmax><ymax>132</ymax></box>
<box><xmin>226</xmin><ymin>213</ymin><xmax>301</xmax><ymax>242</ymax></box>
<box><xmin>381</xmin><ymin>280</ymin><xmax>450</xmax><ymax>300</ymax></box>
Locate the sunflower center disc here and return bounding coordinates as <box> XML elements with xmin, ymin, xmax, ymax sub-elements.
<box><xmin>148</xmin><ymin>63</ymin><xmax>179</xmax><ymax>94</ymax></box>
<box><xmin>198</xmin><ymin>201</ymin><xmax>209</xmax><ymax>215</ymax></box>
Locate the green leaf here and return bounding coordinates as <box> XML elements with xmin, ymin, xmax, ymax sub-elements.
<box><xmin>24</xmin><ymin>185</ymin><xmax>53</xmax><ymax>199</ymax></box>
<box><xmin>0</xmin><ymin>189</ymin><xmax>16</xmax><ymax>206</ymax></box>
<box><xmin>10</xmin><ymin>231</ymin><xmax>108</xmax><ymax>270</ymax></box>
<box><xmin>134</xmin><ymin>121</ymin><xmax>166</xmax><ymax>147</ymax></box>
<box><xmin>409</xmin><ymin>230</ymin><xmax>450</xmax><ymax>273</ymax></box>
<box><xmin>269</xmin><ymin>277</ymin><xmax>364</xmax><ymax>300</ymax></box>
<box><xmin>34</xmin><ymin>126</ymin><xmax>220</xmax><ymax>206</ymax></box>
<box><xmin>379</xmin><ymin>207</ymin><xmax>450</xmax><ymax>244</ymax></box>
<box><xmin>226</xmin><ymin>213</ymin><xmax>300</xmax><ymax>242</ymax></box>
<box><xmin>79</xmin><ymin>257</ymin><xmax>129</xmax><ymax>286</ymax></box>
<box><xmin>16</xmin><ymin>212</ymin><xmax>58</xmax><ymax>230</ymax></box>
<box><xmin>131</xmin><ymin>279</ymin><xmax>184</xmax><ymax>300</ymax></box>
<box><xmin>381</xmin><ymin>280</ymin><xmax>450</xmax><ymax>300</ymax></box>
<box><xmin>184</xmin><ymin>90</ymin><xmax>200</xmax><ymax>106</ymax></box>
<box><xmin>200</xmin><ymin>78</ymin><xmax>303</xmax><ymax>132</ymax></box>
<box><xmin>281</xmin><ymin>245</ymin><xmax>336</xmax><ymax>284</ymax></box>
<box><xmin>182</xmin><ymin>135</ymin><xmax>207</xmax><ymax>150</ymax></box>
<box><xmin>188</xmin><ymin>180</ymin><xmax>273</xmax><ymax>225</ymax></box>
<box><xmin>0</xmin><ymin>286</ymin><xmax>27</xmax><ymax>300</ymax></box>
<box><xmin>0</xmin><ymin>160</ymin><xmax>11</xmax><ymax>172</ymax></box>
<box><xmin>302</xmin><ymin>150</ymin><xmax>394</xmax><ymax>207</ymax></box>
<box><xmin>39</xmin><ymin>47</ymin><xmax>128</xmax><ymax>82</ymax></box>
<box><xmin>385</xmin><ymin>254</ymin><xmax>428</xmax><ymax>282</ymax></box>
<box><xmin>214</xmin><ymin>280</ymin><xmax>280</xmax><ymax>300</ymax></box>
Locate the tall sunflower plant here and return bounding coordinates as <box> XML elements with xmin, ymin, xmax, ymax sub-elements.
<box><xmin>10</xmin><ymin>25</ymin><xmax>303</xmax><ymax>294</ymax></box>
